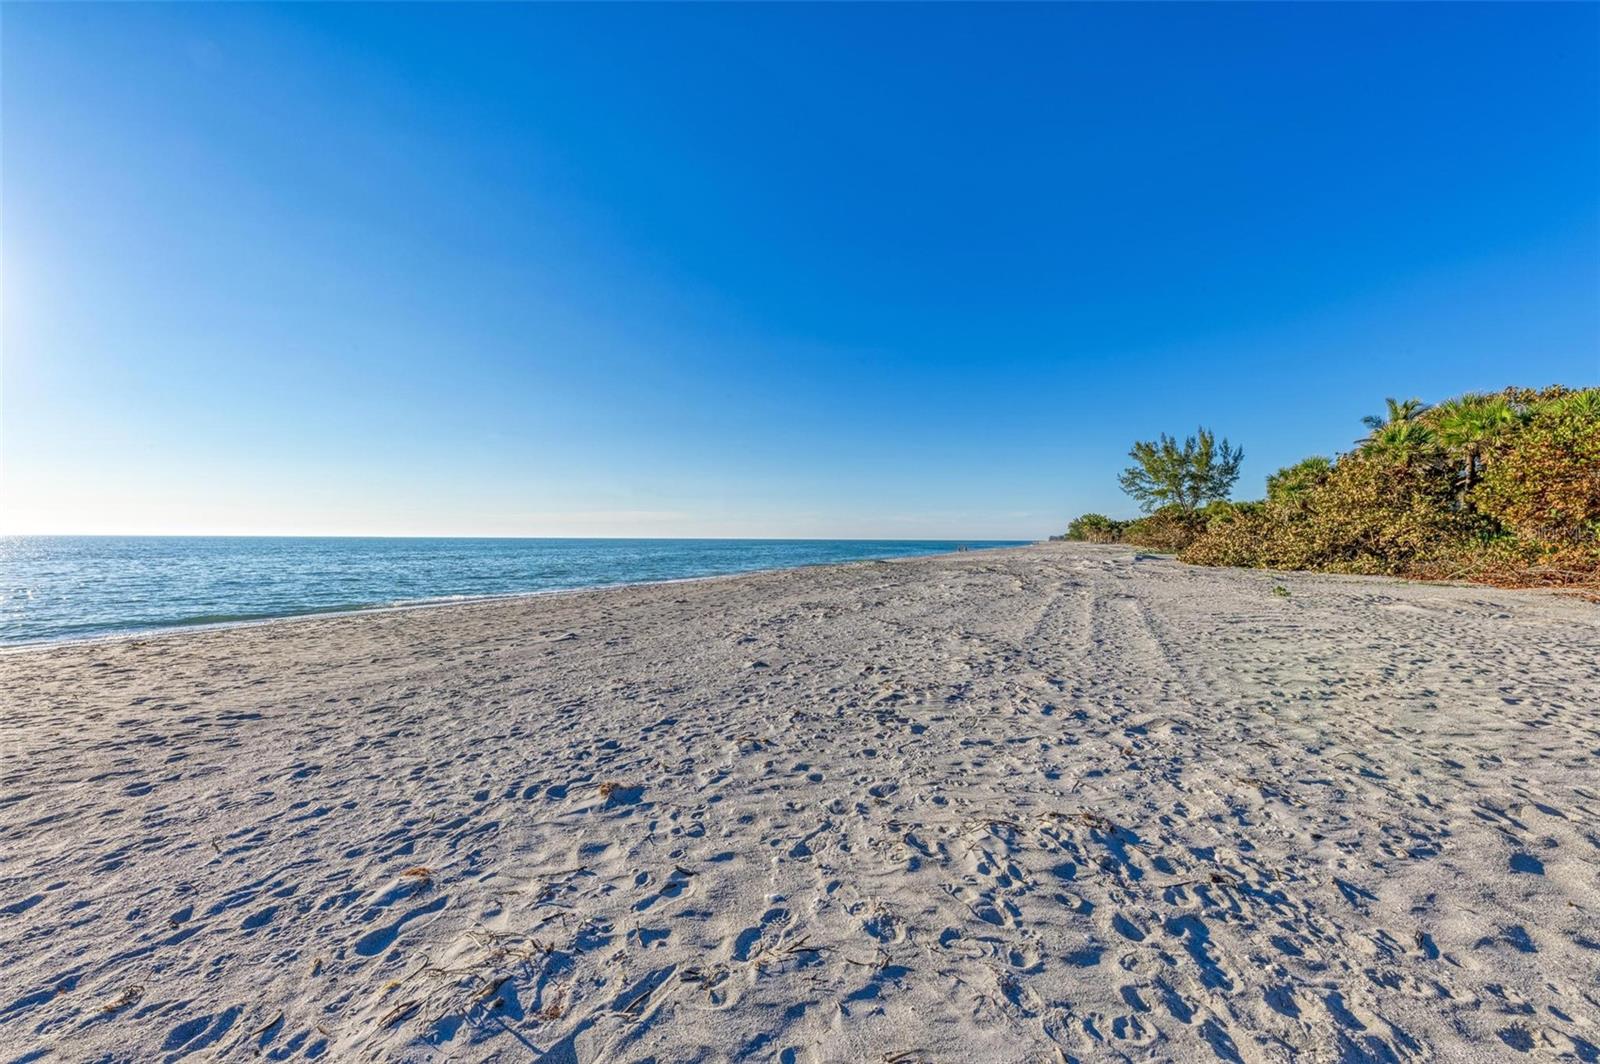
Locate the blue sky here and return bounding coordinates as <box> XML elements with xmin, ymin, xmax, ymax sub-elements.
<box><xmin>4</xmin><ymin>3</ymin><xmax>1596</xmax><ymax>538</ymax></box>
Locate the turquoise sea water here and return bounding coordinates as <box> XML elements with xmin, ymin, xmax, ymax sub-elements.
<box><xmin>0</xmin><ymin>537</ymin><xmax>1023</xmax><ymax>645</ymax></box>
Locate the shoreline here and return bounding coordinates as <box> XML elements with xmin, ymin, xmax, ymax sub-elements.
<box><xmin>0</xmin><ymin>540</ymin><xmax>1034</xmax><ymax>654</ymax></box>
<box><xmin>9</xmin><ymin>536</ymin><xmax>1583</xmax><ymax>656</ymax></box>
<box><xmin>3</xmin><ymin>543</ymin><xmax>1596</xmax><ymax>1061</ymax></box>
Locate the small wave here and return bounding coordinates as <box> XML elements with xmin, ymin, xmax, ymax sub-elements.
<box><xmin>162</xmin><ymin>603</ymin><xmax>384</xmax><ymax>627</ymax></box>
<box><xmin>2</xmin><ymin>602</ymin><xmax>392</xmax><ymax>647</ymax></box>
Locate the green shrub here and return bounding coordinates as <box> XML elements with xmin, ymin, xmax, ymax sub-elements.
<box><xmin>1063</xmin><ymin>513</ymin><xmax>1126</xmax><ymax>543</ymax></box>
<box><xmin>1180</xmin><ymin>384</ymin><xmax>1598</xmax><ymax>591</ymax></box>
<box><xmin>1200</xmin><ymin>498</ymin><xmax>1262</xmax><ymax>526</ymax></box>
<box><xmin>1265</xmin><ymin>456</ymin><xmax>1332</xmax><ymax>504</ymax></box>
<box><xmin>1178</xmin><ymin>507</ymin><xmax>1278</xmax><ymax>568</ymax></box>
<box><xmin>1122</xmin><ymin>505</ymin><xmax>1208</xmax><ymax>553</ymax></box>
<box><xmin>1471</xmin><ymin>388</ymin><xmax>1600</xmax><ymax>570</ymax></box>
<box><xmin>1181</xmin><ymin>449</ymin><xmax>1486</xmax><ymax>574</ymax></box>
<box><xmin>1079</xmin><ymin>385</ymin><xmax>1595</xmax><ymax>593</ymax></box>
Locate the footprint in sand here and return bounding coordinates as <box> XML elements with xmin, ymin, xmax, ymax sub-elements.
<box><xmin>731</xmin><ymin>905</ymin><xmax>790</xmax><ymax>961</ymax></box>
<box><xmin>354</xmin><ymin>895</ymin><xmax>448</xmax><ymax>957</ymax></box>
<box><xmin>161</xmin><ymin>1005</ymin><xmax>242</xmax><ymax>1059</ymax></box>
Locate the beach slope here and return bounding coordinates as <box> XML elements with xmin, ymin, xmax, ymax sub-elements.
<box><xmin>2</xmin><ymin>544</ymin><xmax>1597</xmax><ymax>1061</ymax></box>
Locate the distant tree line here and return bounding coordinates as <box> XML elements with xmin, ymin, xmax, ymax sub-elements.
<box><xmin>1059</xmin><ymin>385</ymin><xmax>1600</xmax><ymax>593</ymax></box>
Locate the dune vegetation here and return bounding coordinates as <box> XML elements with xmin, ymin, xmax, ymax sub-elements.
<box><xmin>1061</xmin><ymin>386</ymin><xmax>1600</xmax><ymax>593</ymax></box>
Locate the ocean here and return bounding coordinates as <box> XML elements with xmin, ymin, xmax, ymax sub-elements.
<box><xmin>0</xmin><ymin>536</ymin><xmax>1023</xmax><ymax>645</ymax></box>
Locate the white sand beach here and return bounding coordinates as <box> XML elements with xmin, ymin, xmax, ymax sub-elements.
<box><xmin>2</xmin><ymin>543</ymin><xmax>1597</xmax><ymax>1063</ymax></box>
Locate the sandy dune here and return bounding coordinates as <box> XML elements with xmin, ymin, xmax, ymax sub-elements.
<box><xmin>2</xmin><ymin>543</ymin><xmax>1598</xmax><ymax>1062</ymax></box>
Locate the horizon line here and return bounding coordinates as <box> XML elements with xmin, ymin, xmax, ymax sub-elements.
<box><xmin>0</xmin><ymin>531</ymin><xmax>1040</xmax><ymax>542</ymax></box>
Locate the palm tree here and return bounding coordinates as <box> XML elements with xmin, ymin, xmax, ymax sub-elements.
<box><xmin>1431</xmin><ymin>393</ymin><xmax>1518</xmax><ymax>502</ymax></box>
<box><xmin>1360</xmin><ymin>397</ymin><xmax>1428</xmax><ymax>441</ymax></box>
<box><xmin>1266</xmin><ymin>455</ymin><xmax>1333</xmax><ymax>504</ymax></box>
<box><xmin>1364</xmin><ymin>419</ymin><xmax>1436</xmax><ymax>461</ymax></box>
<box><xmin>1357</xmin><ymin>396</ymin><xmax>1435</xmax><ymax>468</ymax></box>
<box><xmin>1551</xmin><ymin>388</ymin><xmax>1600</xmax><ymax>419</ymax></box>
